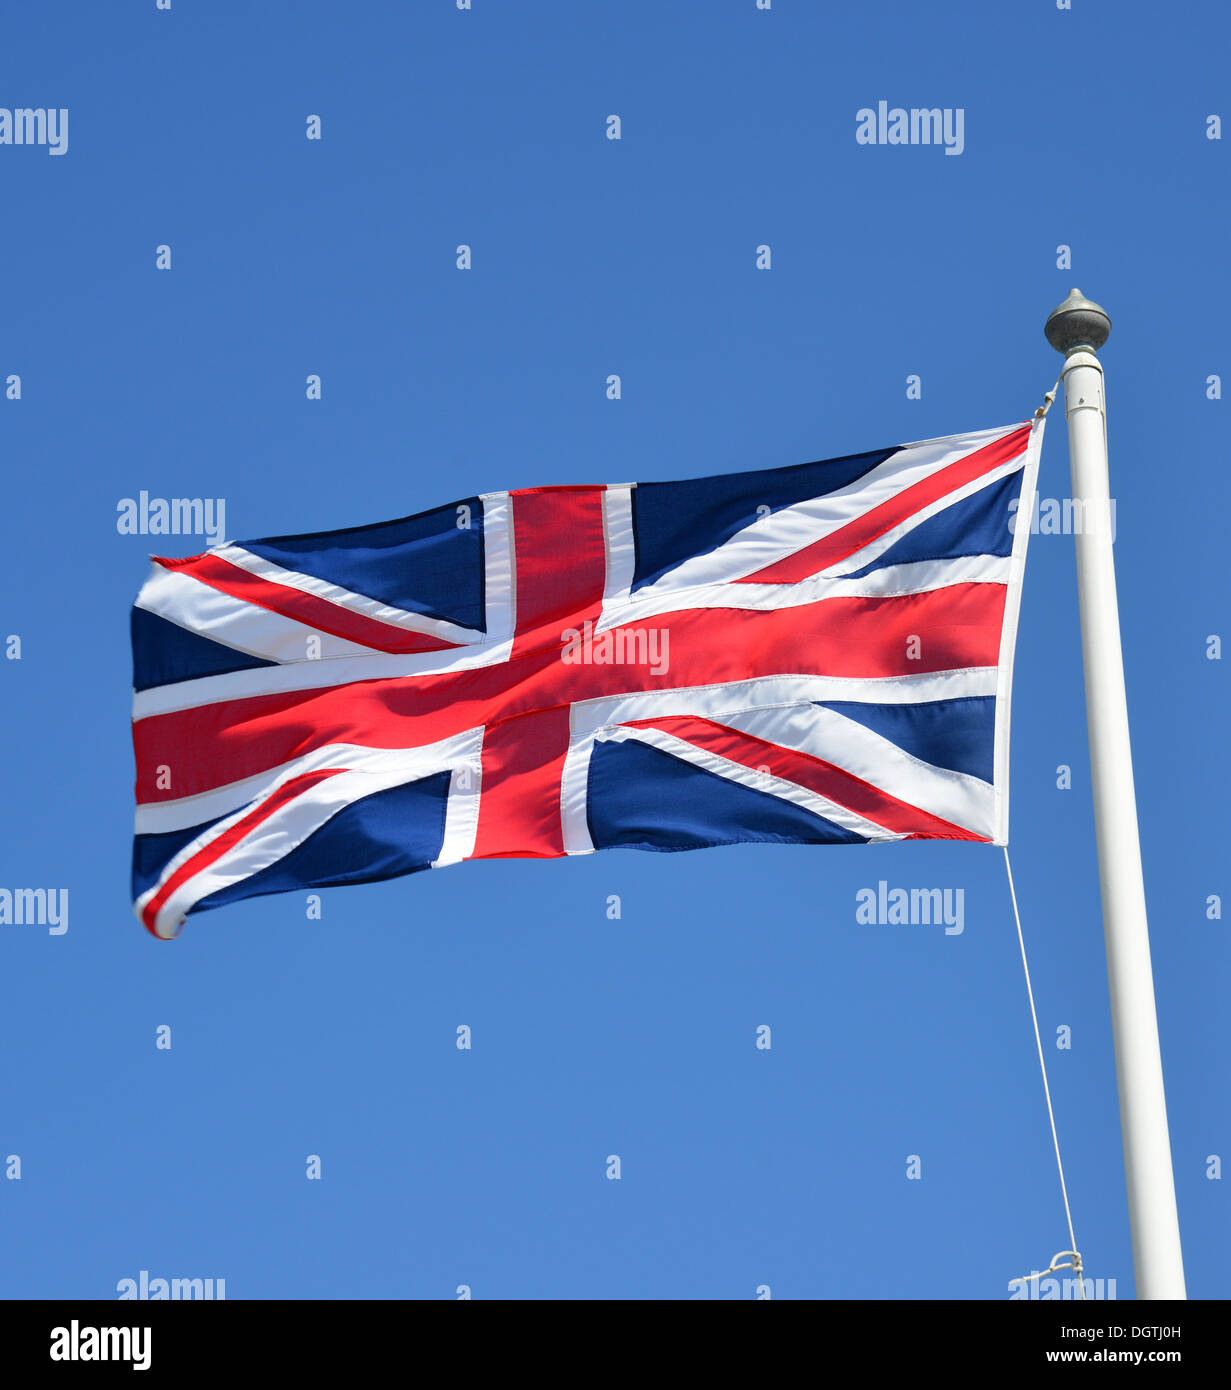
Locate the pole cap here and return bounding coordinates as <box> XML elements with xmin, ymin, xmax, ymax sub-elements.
<box><xmin>1045</xmin><ymin>288</ymin><xmax>1111</xmax><ymax>356</ymax></box>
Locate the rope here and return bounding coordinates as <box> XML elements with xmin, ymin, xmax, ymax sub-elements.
<box><xmin>1004</xmin><ymin>845</ymin><xmax>1086</xmax><ymax>1300</ymax></box>
<box><xmin>1034</xmin><ymin>376</ymin><xmax>1061</xmax><ymax>419</ymax></box>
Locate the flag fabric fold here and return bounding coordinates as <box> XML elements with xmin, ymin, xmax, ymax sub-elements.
<box><xmin>131</xmin><ymin>418</ymin><xmax>1044</xmax><ymax>938</ymax></box>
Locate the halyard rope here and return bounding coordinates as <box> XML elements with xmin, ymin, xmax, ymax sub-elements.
<box><xmin>1004</xmin><ymin>844</ymin><xmax>1086</xmax><ymax>1300</ymax></box>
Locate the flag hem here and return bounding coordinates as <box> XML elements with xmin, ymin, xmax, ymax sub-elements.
<box><xmin>991</xmin><ymin>412</ymin><xmax>1047</xmax><ymax>846</ymax></box>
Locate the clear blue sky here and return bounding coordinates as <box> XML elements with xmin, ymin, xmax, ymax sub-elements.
<box><xmin>1</xmin><ymin>0</ymin><xmax>1226</xmax><ymax>1300</ymax></box>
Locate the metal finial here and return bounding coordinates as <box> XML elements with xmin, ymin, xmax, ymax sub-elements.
<box><xmin>1045</xmin><ymin>288</ymin><xmax>1111</xmax><ymax>356</ymax></box>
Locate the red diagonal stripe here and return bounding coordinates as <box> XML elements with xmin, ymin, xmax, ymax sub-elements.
<box><xmin>141</xmin><ymin>767</ymin><xmax>348</xmax><ymax>936</ymax></box>
<box><xmin>156</xmin><ymin>553</ymin><xmax>457</xmax><ymax>654</ymax></box>
<box><xmin>622</xmin><ymin>716</ymin><xmax>987</xmax><ymax>841</ymax></box>
<box><xmin>736</xmin><ymin>425</ymin><xmax>1031</xmax><ymax>584</ymax></box>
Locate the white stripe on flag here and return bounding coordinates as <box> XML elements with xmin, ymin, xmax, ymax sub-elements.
<box><xmin>569</xmin><ymin>669</ymin><xmax>1000</xmax><ymax>738</ymax></box>
<box><xmin>628</xmin><ymin>425</ymin><xmax>1023</xmax><ymax>600</ymax></box>
<box><xmin>137</xmin><ymin>565</ymin><xmax>391</xmax><ymax>663</ymax></box>
<box><xmin>716</xmin><ymin>702</ymin><xmax>994</xmax><ymax>838</ymax></box>
<box><xmin>598</xmin><ymin>552</ymin><xmax>1010</xmax><ymax>629</ymax></box>
<box><xmin>136</xmin><ymin>729</ymin><xmax>483</xmax><ymax>938</ymax></box>
<box><xmin>212</xmin><ymin>544</ymin><xmax>485</xmax><ymax>645</ymax></box>
<box><xmin>593</xmin><ymin>724</ymin><xmax>904</xmax><ymax>842</ymax></box>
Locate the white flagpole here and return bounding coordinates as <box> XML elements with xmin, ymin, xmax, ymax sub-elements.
<box><xmin>1044</xmin><ymin>290</ymin><xmax>1186</xmax><ymax>1300</ymax></box>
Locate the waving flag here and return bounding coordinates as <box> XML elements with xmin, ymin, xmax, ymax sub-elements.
<box><xmin>130</xmin><ymin>420</ymin><xmax>1043</xmax><ymax>938</ymax></box>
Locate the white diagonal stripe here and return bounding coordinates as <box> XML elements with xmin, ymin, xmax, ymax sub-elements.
<box><xmin>569</xmin><ymin>669</ymin><xmax>1000</xmax><ymax>738</ymax></box>
<box><xmin>132</xmin><ymin>492</ymin><xmax>515</xmax><ymax>701</ymax></box>
<box><xmin>213</xmin><ymin>544</ymin><xmax>484</xmax><ymax>646</ymax></box>
<box><xmin>135</xmin><ymin>730</ymin><xmax>483</xmax><ymax>939</ymax></box>
<box><xmin>812</xmin><ymin>455</ymin><xmax>1025</xmax><ymax>580</ymax></box>
<box><xmin>137</xmin><ymin>565</ymin><xmax>388</xmax><ymax>663</ymax></box>
<box><xmin>595</xmin><ymin>724</ymin><xmax>902</xmax><ymax>843</ymax></box>
<box><xmin>715</xmin><ymin>703</ymin><xmax>994</xmax><ymax>837</ymax></box>
<box><xmin>631</xmin><ymin>425</ymin><xmax>1025</xmax><ymax>601</ymax></box>
<box><xmin>132</xmin><ymin>638</ymin><xmax>515</xmax><ymax>720</ymax></box>
<box><xmin>598</xmin><ymin>553</ymin><xmax>1009</xmax><ymax>628</ymax></box>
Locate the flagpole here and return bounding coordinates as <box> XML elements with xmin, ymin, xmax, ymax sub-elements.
<box><xmin>1044</xmin><ymin>290</ymin><xmax>1186</xmax><ymax>1300</ymax></box>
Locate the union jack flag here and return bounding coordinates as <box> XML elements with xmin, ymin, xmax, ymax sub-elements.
<box><xmin>131</xmin><ymin>420</ymin><xmax>1044</xmax><ymax>938</ymax></box>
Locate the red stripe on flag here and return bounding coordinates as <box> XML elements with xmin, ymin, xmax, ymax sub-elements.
<box><xmin>620</xmin><ymin>716</ymin><xmax>988</xmax><ymax>841</ymax></box>
<box><xmin>462</xmin><ymin>487</ymin><xmax>610</xmax><ymax>857</ymax></box>
<box><xmin>156</xmin><ymin>553</ymin><xmax>458</xmax><ymax>654</ymax></box>
<box><xmin>469</xmin><ymin>706</ymin><xmax>573</xmax><ymax>859</ymax></box>
<box><xmin>736</xmin><ymin>425</ymin><xmax>1031</xmax><ymax>584</ymax></box>
<box><xmin>133</xmin><ymin>584</ymin><xmax>1007</xmax><ymax>805</ymax></box>
<box><xmin>140</xmin><ymin>767</ymin><xmax>346</xmax><ymax>936</ymax></box>
<box><xmin>507</xmin><ymin>486</ymin><xmax>609</xmax><ymax>655</ymax></box>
